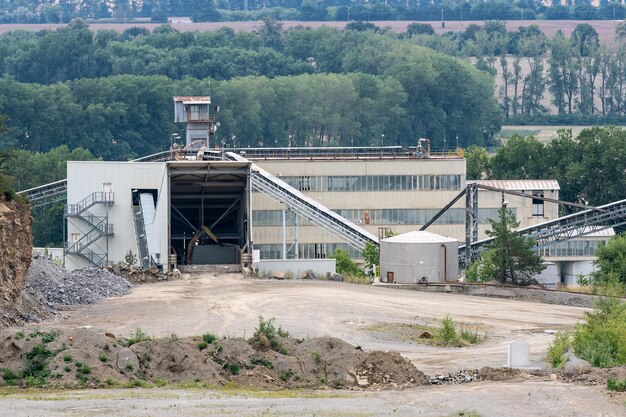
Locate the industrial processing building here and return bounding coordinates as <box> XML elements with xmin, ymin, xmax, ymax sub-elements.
<box><xmin>21</xmin><ymin>97</ymin><xmax>621</xmax><ymax>285</ymax></box>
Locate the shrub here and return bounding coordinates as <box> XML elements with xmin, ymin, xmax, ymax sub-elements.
<box><xmin>547</xmin><ymin>332</ymin><xmax>570</xmax><ymax>368</ymax></box>
<box><xmin>202</xmin><ymin>333</ymin><xmax>217</xmax><ymax>344</ymax></box>
<box><xmin>331</xmin><ymin>249</ymin><xmax>365</xmax><ymax>277</ymax></box>
<box><xmin>607</xmin><ymin>377</ymin><xmax>626</xmax><ymax>392</ymax></box>
<box><xmin>572</xmin><ymin>290</ymin><xmax>626</xmax><ymax>367</ymax></box>
<box><xmin>438</xmin><ymin>316</ymin><xmax>459</xmax><ymax>346</ymax></box>
<box><xmin>280</xmin><ymin>369</ymin><xmax>294</xmax><ymax>382</ymax></box>
<box><xmin>228</xmin><ymin>363</ymin><xmax>240</xmax><ymax>375</ymax></box>
<box><xmin>311</xmin><ymin>350</ymin><xmax>322</xmax><ymax>364</ymax></box>
<box><xmin>63</xmin><ymin>354</ymin><xmax>73</xmax><ymax>363</ymax></box>
<box><xmin>255</xmin><ymin>316</ymin><xmax>290</xmax><ymax>352</ymax></box>
<box><xmin>251</xmin><ymin>357</ymin><xmax>273</xmax><ymax>369</ymax></box>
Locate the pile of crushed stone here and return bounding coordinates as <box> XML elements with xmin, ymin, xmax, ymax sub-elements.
<box><xmin>25</xmin><ymin>257</ymin><xmax>133</xmax><ymax>308</ymax></box>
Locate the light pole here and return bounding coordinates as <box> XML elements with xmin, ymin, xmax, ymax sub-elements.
<box><xmin>381</xmin><ymin>134</ymin><xmax>385</xmax><ymax>147</ymax></box>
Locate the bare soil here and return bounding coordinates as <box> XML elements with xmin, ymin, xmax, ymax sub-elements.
<box><xmin>1</xmin><ymin>272</ymin><xmax>623</xmax><ymax>416</ymax></box>
<box><xmin>0</xmin><ymin>381</ymin><xmax>624</xmax><ymax>417</ymax></box>
<box><xmin>42</xmin><ymin>273</ymin><xmax>586</xmax><ymax>374</ymax></box>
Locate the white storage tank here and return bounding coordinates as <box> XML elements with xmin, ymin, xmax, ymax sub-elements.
<box><xmin>380</xmin><ymin>231</ymin><xmax>459</xmax><ymax>283</ymax></box>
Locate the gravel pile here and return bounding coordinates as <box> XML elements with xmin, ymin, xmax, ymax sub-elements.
<box><xmin>428</xmin><ymin>369</ymin><xmax>480</xmax><ymax>385</ymax></box>
<box><xmin>25</xmin><ymin>257</ymin><xmax>133</xmax><ymax>308</ymax></box>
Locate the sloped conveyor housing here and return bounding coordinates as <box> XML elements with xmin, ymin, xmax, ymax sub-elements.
<box><xmin>225</xmin><ymin>152</ymin><xmax>378</xmax><ymax>252</ymax></box>
<box><xmin>459</xmin><ymin>197</ymin><xmax>626</xmax><ymax>263</ymax></box>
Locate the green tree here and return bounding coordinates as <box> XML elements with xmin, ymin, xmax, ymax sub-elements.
<box><xmin>593</xmin><ymin>235</ymin><xmax>626</xmax><ymax>285</ymax></box>
<box><xmin>362</xmin><ymin>242</ymin><xmax>379</xmax><ymax>271</ymax></box>
<box><xmin>464</xmin><ymin>145</ymin><xmax>491</xmax><ymax>180</ymax></box>
<box><xmin>484</xmin><ymin>205</ymin><xmax>545</xmax><ymax>285</ymax></box>
<box><xmin>331</xmin><ymin>248</ymin><xmax>365</xmax><ymax>277</ymax></box>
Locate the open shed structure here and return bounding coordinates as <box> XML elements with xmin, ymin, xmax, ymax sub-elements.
<box><xmin>380</xmin><ymin>231</ymin><xmax>459</xmax><ymax>283</ymax></box>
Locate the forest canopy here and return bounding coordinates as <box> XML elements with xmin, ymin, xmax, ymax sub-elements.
<box><xmin>0</xmin><ymin>22</ymin><xmax>501</xmax><ymax>160</ymax></box>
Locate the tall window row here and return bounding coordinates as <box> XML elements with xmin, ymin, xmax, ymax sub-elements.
<box><xmin>277</xmin><ymin>174</ymin><xmax>464</xmax><ymax>192</ymax></box>
<box><xmin>538</xmin><ymin>239</ymin><xmax>604</xmax><ymax>258</ymax></box>
<box><xmin>252</xmin><ymin>208</ymin><xmax>511</xmax><ymax>226</ymax></box>
<box><xmin>255</xmin><ymin>243</ymin><xmax>360</xmax><ymax>260</ymax></box>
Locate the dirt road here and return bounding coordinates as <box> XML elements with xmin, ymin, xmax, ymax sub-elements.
<box><xmin>1</xmin><ymin>382</ymin><xmax>624</xmax><ymax>417</ymax></box>
<box><xmin>49</xmin><ymin>273</ymin><xmax>586</xmax><ymax>374</ymax></box>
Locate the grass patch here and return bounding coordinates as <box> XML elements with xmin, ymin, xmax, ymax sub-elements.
<box><xmin>197</xmin><ymin>341</ymin><xmax>208</xmax><ymax>350</ymax></box>
<box><xmin>99</xmin><ymin>353</ymin><xmax>110</xmax><ymax>363</ymax></box>
<box><xmin>202</xmin><ymin>333</ymin><xmax>217</xmax><ymax>344</ymax></box>
<box><xmin>364</xmin><ymin>319</ymin><xmax>486</xmax><ymax>347</ymax></box>
<box><xmin>343</xmin><ymin>274</ymin><xmax>371</xmax><ymax>285</ymax></box>
<box><xmin>547</xmin><ymin>332</ymin><xmax>570</xmax><ymax>368</ymax></box>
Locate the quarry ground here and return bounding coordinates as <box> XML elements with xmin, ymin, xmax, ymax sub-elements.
<box><xmin>6</xmin><ymin>273</ymin><xmax>625</xmax><ymax>416</ymax></box>
<box><xmin>1</xmin><ymin>382</ymin><xmax>625</xmax><ymax>417</ymax></box>
<box><xmin>50</xmin><ymin>273</ymin><xmax>585</xmax><ymax>374</ymax></box>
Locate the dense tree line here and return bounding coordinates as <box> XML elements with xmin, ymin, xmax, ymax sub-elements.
<box><xmin>2</xmin><ymin>0</ymin><xmax>626</xmax><ymax>23</ymax></box>
<box><xmin>0</xmin><ymin>22</ymin><xmax>500</xmax><ymax>159</ymax></box>
<box><xmin>403</xmin><ymin>20</ymin><xmax>626</xmax><ymax>124</ymax></box>
<box><xmin>465</xmin><ymin>126</ymin><xmax>626</xmax><ymax>211</ymax></box>
<box><xmin>0</xmin><ymin>145</ymin><xmax>96</xmax><ymax>246</ymax></box>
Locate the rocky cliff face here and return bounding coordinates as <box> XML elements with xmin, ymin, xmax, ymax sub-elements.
<box><xmin>0</xmin><ymin>196</ymin><xmax>32</xmax><ymax>308</ymax></box>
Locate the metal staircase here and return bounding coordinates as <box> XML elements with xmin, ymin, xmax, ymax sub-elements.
<box><xmin>64</xmin><ymin>191</ymin><xmax>114</xmax><ymax>267</ymax></box>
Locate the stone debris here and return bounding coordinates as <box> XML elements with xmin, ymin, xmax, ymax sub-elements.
<box><xmin>107</xmin><ymin>263</ymin><xmax>179</xmax><ymax>284</ymax></box>
<box><xmin>428</xmin><ymin>369</ymin><xmax>480</xmax><ymax>385</ymax></box>
<box><xmin>24</xmin><ymin>257</ymin><xmax>133</xmax><ymax>308</ymax></box>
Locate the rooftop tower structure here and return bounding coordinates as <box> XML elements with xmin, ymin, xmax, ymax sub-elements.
<box><xmin>173</xmin><ymin>96</ymin><xmax>219</xmax><ymax>148</ymax></box>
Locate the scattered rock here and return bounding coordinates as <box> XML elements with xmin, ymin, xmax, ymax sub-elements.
<box><xmin>116</xmin><ymin>348</ymin><xmax>140</xmax><ymax>372</ymax></box>
<box><xmin>329</xmin><ymin>273</ymin><xmax>344</xmax><ymax>282</ymax></box>
<box><xmin>561</xmin><ymin>351</ymin><xmax>592</xmax><ymax>378</ymax></box>
<box><xmin>429</xmin><ymin>369</ymin><xmax>479</xmax><ymax>385</ymax></box>
<box><xmin>271</xmin><ymin>271</ymin><xmax>285</xmax><ymax>280</ymax></box>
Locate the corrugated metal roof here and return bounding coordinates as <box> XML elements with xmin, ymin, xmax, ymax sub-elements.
<box><xmin>382</xmin><ymin>231</ymin><xmax>458</xmax><ymax>244</ymax></box>
<box><xmin>474</xmin><ymin>179</ymin><xmax>560</xmax><ymax>191</ymax></box>
<box><xmin>173</xmin><ymin>96</ymin><xmax>210</xmax><ymax>104</ymax></box>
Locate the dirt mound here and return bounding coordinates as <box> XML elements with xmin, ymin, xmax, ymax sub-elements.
<box><xmin>560</xmin><ymin>365</ymin><xmax>626</xmax><ymax>386</ymax></box>
<box><xmin>0</xmin><ymin>329</ymin><xmax>425</xmax><ymax>390</ymax></box>
<box><xmin>478</xmin><ymin>367</ymin><xmax>525</xmax><ymax>381</ymax></box>
<box><xmin>356</xmin><ymin>351</ymin><xmax>429</xmax><ymax>388</ymax></box>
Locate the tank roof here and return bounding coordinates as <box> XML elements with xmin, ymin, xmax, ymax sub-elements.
<box><xmin>382</xmin><ymin>231</ymin><xmax>458</xmax><ymax>244</ymax></box>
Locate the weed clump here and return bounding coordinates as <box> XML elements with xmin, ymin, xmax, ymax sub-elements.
<box><xmin>125</xmin><ymin>328</ymin><xmax>152</xmax><ymax>346</ymax></box>
<box><xmin>433</xmin><ymin>316</ymin><xmax>484</xmax><ymax>347</ymax></box>
<box><xmin>253</xmin><ymin>316</ymin><xmax>290</xmax><ymax>353</ymax></box>
<box><xmin>547</xmin><ymin>332</ymin><xmax>570</xmax><ymax>368</ymax></box>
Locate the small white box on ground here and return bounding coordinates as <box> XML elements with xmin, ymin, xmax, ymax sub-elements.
<box><xmin>508</xmin><ymin>340</ymin><xmax>530</xmax><ymax>368</ymax></box>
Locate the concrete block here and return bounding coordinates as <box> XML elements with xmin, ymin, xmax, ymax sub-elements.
<box><xmin>508</xmin><ymin>340</ymin><xmax>530</xmax><ymax>368</ymax></box>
